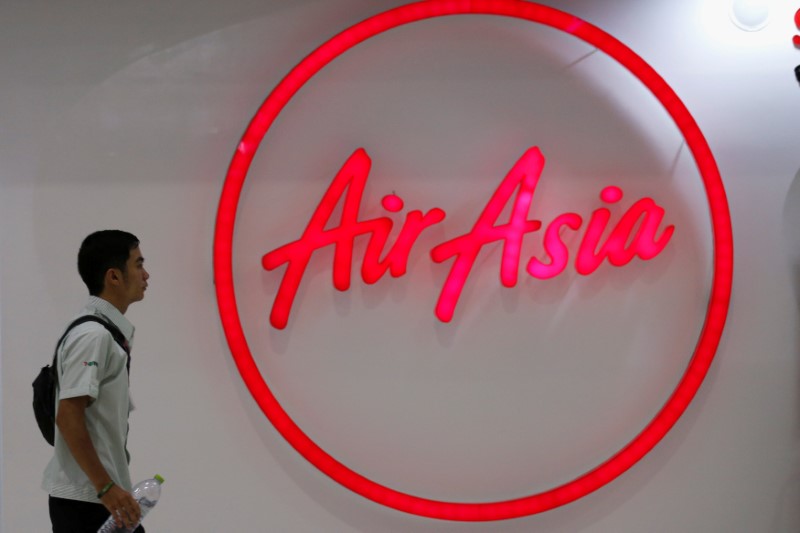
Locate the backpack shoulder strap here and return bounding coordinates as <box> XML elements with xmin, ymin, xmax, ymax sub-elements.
<box><xmin>52</xmin><ymin>315</ymin><xmax>130</xmax><ymax>375</ymax></box>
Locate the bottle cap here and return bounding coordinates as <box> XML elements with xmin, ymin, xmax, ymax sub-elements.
<box><xmin>154</xmin><ymin>474</ymin><xmax>165</xmax><ymax>484</ymax></box>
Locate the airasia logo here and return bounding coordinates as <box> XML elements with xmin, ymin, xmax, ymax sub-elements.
<box><xmin>264</xmin><ymin>147</ymin><xmax>673</xmax><ymax>329</ymax></box>
<box><xmin>214</xmin><ymin>0</ymin><xmax>733</xmax><ymax>522</ymax></box>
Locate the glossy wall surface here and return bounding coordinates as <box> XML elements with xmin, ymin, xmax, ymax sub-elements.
<box><xmin>2</xmin><ymin>1</ymin><xmax>799</xmax><ymax>531</ymax></box>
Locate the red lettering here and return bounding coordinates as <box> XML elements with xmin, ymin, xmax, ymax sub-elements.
<box><xmin>363</xmin><ymin>195</ymin><xmax>445</xmax><ymax>284</ymax></box>
<box><xmin>575</xmin><ymin>187</ymin><xmax>674</xmax><ymax>275</ymax></box>
<box><xmin>430</xmin><ymin>147</ymin><xmax>544</xmax><ymax>322</ymax></box>
<box><xmin>528</xmin><ymin>213</ymin><xmax>582</xmax><ymax>280</ymax></box>
<box><xmin>262</xmin><ymin>147</ymin><xmax>673</xmax><ymax>328</ymax></box>
<box><xmin>262</xmin><ymin>149</ymin><xmax>445</xmax><ymax>329</ymax></box>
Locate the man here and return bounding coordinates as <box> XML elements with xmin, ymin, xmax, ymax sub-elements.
<box><xmin>43</xmin><ymin>230</ymin><xmax>150</xmax><ymax>532</ymax></box>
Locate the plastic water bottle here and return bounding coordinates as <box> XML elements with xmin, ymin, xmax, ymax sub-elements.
<box><xmin>97</xmin><ymin>474</ymin><xmax>165</xmax><ymax>533</ymax></box>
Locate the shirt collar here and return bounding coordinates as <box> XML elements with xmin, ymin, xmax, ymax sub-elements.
<box><xmin>86</xmin><ymin>295</ymin><xmax>135</xmax><ymax>344</ymax></box>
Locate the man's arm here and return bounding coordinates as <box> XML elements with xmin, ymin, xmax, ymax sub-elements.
<box><xmin>56</xmin><ymin>396</ymin><xmax>142</xmax><ymax>528</ymax></box>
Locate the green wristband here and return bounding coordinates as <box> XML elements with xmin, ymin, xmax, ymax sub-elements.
<box><xmin>97</xmin><ymin>481</ymin><xmax>115</xmax><ymax>499</ymax></box>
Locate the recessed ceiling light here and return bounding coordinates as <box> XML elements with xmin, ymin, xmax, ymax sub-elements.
<box><xmin>729</xmin><ymin>0</ymin><xmax>770</xmax><ymax>31</ymax></box>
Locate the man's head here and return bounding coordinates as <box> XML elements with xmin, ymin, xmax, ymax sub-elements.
<box><xmin>78</xmin><ymin>230</ymin><xmax>148</xmax><ymax>312</ymax></box>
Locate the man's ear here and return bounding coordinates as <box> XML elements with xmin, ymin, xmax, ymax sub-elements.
<box><xmin>104</xmin><ymin>267</ymin><xmax>123</xmax><ymax>288</ymax></box>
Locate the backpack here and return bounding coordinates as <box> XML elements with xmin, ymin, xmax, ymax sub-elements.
<box><xmin>33</xmin><ymin>314</ymin><xmax>129</xmax><ymax>446</ymax></box>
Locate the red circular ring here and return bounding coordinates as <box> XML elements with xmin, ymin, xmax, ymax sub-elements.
<box><xmin>214</xmin><ymin>0</ymin><xmax>733</xmax><ymax>521</ymax></box>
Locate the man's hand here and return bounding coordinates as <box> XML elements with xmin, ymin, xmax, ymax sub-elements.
<box><xmin>100</xmin><ymin>484</ymin><xmax>142</xmax><ymax>528</ymax></box>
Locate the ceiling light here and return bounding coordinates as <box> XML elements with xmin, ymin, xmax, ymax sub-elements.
<box><xmin>729</xmin><ymin>0</ymin><xmax>771</xmax><ymax>31</ymax></box>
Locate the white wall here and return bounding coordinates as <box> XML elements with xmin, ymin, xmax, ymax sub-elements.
<box><xmin>2</xmin><ymin>1</ymin><xmax>799</xmax><ymax>531</ymax></box>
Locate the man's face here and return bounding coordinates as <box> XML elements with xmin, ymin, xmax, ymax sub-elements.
<box><xmin>121</xmin><ymin>246</ymin><xmax>149</xmax><ymax>304</ymax></box>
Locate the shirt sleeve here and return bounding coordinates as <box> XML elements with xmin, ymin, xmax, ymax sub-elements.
<box><xmin>57</xmin><ymin>324</ymin><xmax>116</xmax><ymax>401</ymax></box>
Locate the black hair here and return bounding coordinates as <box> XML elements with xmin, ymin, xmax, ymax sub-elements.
<box><xmin>77</xmin><ymin>230</ymin><xmax>140</xmax><ymax>295</ymax></box>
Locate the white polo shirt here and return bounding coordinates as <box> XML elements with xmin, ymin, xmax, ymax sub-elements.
<box><xmin>42</xmin><ymin>296</ymin><xmax>136</xmax><ymax>502</ymax></box>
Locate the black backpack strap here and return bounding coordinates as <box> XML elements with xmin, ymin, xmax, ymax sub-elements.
<box><xmin>52</xmin><ymin>315</ymin><xmax>131</xmax><ymax>382</ymax></box>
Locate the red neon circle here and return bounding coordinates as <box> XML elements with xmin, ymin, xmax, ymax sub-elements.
<box><xmin>214</xmin><ymin>0</ymin><xmax>733</xmax><ymax>521</ymax></box>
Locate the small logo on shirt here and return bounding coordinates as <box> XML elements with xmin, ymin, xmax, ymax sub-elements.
<box><xmin>83</xmin><ymin>361</ymin><xmax>98</xmax><ymax>367</ymax></box>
